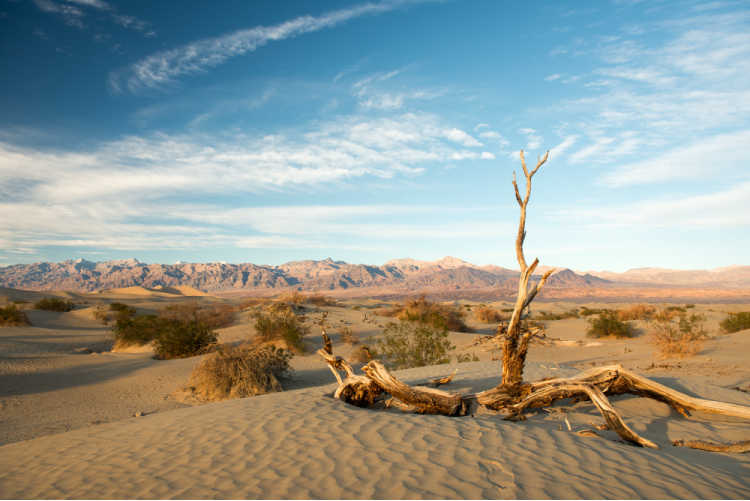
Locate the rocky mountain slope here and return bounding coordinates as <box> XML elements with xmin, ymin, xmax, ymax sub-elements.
<box><xmin>1</xmin><ymin>257</ymin><xmax>748</xmax><ymax>294</ymax></box>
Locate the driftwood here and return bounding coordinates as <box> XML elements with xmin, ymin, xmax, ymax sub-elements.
<box><xmin>317</xmin><ymin>149</ymin><xmax>750</xmax><ymax>452</ymax></box>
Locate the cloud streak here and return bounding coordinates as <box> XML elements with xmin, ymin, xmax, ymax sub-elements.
<box><xmin>112</xmin><ymin>1</ymin><xmax>420</xmax><ymax>93</ymax></box>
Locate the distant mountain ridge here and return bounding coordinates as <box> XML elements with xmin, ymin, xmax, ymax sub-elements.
<box><xmin>0</xmin><ymin>257</ymin><xmax>748</xmax><ymax>294</ymax></box>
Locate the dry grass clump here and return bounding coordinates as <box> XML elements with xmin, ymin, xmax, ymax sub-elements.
<box><xmin>720</xmin><ymin>312</ymin><xmax>750</xmax><ymax>333</ymax></box>
<box><xmin>650</xmin><ymin>311</ymin><xmax>708</xmax><ymax>358</ymax></box>
<box><xmin>186</xmin><ymin>343</ymin><xmax>293</xmax><ymax>401</ymax></box>
<box><xmin>0</xmin><ymin>304</ymin><xmax>30</xmax><ymax>327</ymax></box>
<box><xmin>160</xmin><ymin>302</ymin><xmax>236</xmax><ymax>329</ymax></box>
<box><xmin>534</xmin><ymin>309</ymin><xmax>580</xmax><ymax>320</ymax></box>
<box><xmin>34</xmin><ymin>297</ymin><xmax>74</xmax><ymax>312</ymax></box>
<box><xmin>617</xmin><ymin>304</ymin><xmax>656</xmax><ymax>321</ymax></box>
<box><xmin>586</xmin><ymin>311</ymin><xmax>636</xmax><ymax>338</ymax></box>
<box><xmin>379</xmin><ymin>295</ymin><xmax>470</xmax><ymax>332</ymax></box>
<box><xmin>474</xmin><ymin>305</ymin><xmax>507</xmax><ymax>323</ymax></box>
<box><xmin>253</xmin><ymin>303</ymin><xmax>309</xmax><ymax>353</ymax></box>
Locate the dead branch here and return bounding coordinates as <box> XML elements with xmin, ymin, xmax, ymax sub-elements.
<box><xmin>430</xmin><ymin>369</ymin><xmax>457</xmax><ymax>387</ymax></box>
<box><xmin>672</xmin><ymin>439</ymin><xmax>750</xmax><ymax>453</ymax></box>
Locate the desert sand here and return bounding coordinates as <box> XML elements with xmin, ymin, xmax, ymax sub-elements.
<box><xmin>1</xmin><ymin>289</ymin><xmax>750</xmax><ymax>498</ymax></box>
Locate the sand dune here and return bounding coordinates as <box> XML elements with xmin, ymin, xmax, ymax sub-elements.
<box><xmin>1</xmin><ymin>362</ymin><xmax>749</xmax><ymax>499</ymax></box>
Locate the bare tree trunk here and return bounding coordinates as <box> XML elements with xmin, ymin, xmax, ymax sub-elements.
<box><xmin>501</xmin><ymin>150</ymin><xmax>553</xmax><ymax>386</ymax></box>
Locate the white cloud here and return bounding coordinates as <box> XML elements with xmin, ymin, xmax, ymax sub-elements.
<box><xmin>113</xmin><ymin>2</ymin><xmax>417</xmax><ymax>92</ymax></box>
<box><xmin>544</xmin><ymin>73</ymin><xmax>561</xmax><ymax>81</ymax></box>
<box><xmin>549</xmin><ymin>135</ymin><xmax>577</xmax><ymax>158</ymax></box>
<box><xmin>601</xmin><ymin>130</ymin><xmax>750</xmax><ymax>186</ymax></box>
<box><xmin>568</xmin><ymin>137</ymin><xmax>614</xmax><ymax>164</ymax></box>
<box><xmin>519</xmin><ymin>128</ymin><xmax>543</xmax><ymax>151</ymax></box>
<box><xmin>442</xmin><ymin>128</ymin><xmax>482</xmax><ymax>147</ymax></box>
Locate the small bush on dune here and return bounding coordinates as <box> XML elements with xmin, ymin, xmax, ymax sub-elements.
<box><xmin>720</xmin><ymin>312</ymin><xmax>750</xmax><ymax>333</ymax></box>
<box><xmin>381</xmin><ymin>295</ymin><xmax>470</xmax><ymax>332</ymax></box>
<box><xmin>374</xmin><ymin>319</ymin><xmax>455</xmax><ymax>369</ymax></box>
<box><xmin>307</xmin><ymin>294</ymin><xmax>337</xmax><ymax>306</ymax></box>
<box><xmin>579</xmin><ymin>306</ymin><xmax>613</xmax><ymax>317</ymax></box>
<box><xmin>586</xmin><ymin>312</ymin><xmax>636</xmax><ymax>338</ymax></box>
<box><xmin>534</xmin><ymin>309</ymin><xmax>580</xmax><ymax>321</ymax></box>
<box><xmin>112</xmin><ymin>314</ymin><xmax>164</xmax><ymax>347</ymax></box>
<box><xmin>160</xmin><ymin>302</ymin><xmax>236</xmax><ymax>330</ymax></box>
<box><xmin>474</xmin><ymin>305</ymin><xmax>506</xmax><ymax>323</ymax></box>
<box><xmin>253</xmin><ymin>304</ymin><xmax>309</xmax><ymax>353</ymax></box>
<box><xmin>34</xmin><ymin>297</ymin><xmax>74</xmax><ymax>312</ymax></box>
<box><xmin>276</xmin><ymin>290</ymin><xmax>307</xmax><ymax>305</ymax></box>
<box><xmin>617</xmin><ymin>304</ymin><xmax>656</xmax><ymax>321</ymax></box>
<box><xmin>0</xmin><ymin>304</ymin><xmax>30</xmax><ymax>326</ymax></box>
<box><xmin>152</xmin><ymin>319</ymin><xmax>217</xmax><ymax>360</ymax></box>
<box><xmin>650</xmin><ymin>311</ymin><xmax>708</xmax><ymax>358</ymax></box>
<box><xmin>186</xmin><ymin>344</ymin><xmax>293</xmax><ymax>401</ymax></box>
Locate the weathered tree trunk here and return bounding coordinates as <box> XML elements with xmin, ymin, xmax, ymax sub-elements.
<box><xmin>501</xmin><ymin>150</ymin><xmax>553</xmax><ymax>386</ymax></box>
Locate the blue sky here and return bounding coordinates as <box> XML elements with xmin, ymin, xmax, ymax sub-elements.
<box><xmin>1</xmin><ymin>0</ymin><xmax>748</xmax><ymax>271</ymax></box>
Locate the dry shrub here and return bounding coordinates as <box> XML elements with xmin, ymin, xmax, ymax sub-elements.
<box><xmin>160</xmin><ymin>302</ymin><xmax>236</xmax><ymax>329</ymax></box>
<box><xmin>307</xmin><ymin>294</ymin><xmax>337</xmax><ymax>306</ymax></box>
<box><xmin>474</xmin><ymin>305</ymin><xmax>506</xmax><ymax>323</ymax></box>
<box><xmin>456</xmin><ymin>352</ymin><xmax>480</xmax><ymax>363</ymax></box>
<box><xmin>380</xmin><ymin>295</ymin><xmax>470</xmax><ymax>332</ymax></box>
<box><xmin>374</xmin><ymin>319</ymin><xmax>455</xmax><ymax>369</ymax></box>
<box><xmin>0</xmin><ymin>304</ymin><xmax>30</xmax><ymax>327</ymax></box>
<box><xmin>617</xmin><ymin>304</ymin><xmax>656</xmax><ymax>321</ymax></box>
<box><xmin>238</xmin><ymin>297</ymin><xmax>273</xmax><ymax>310</ymax></box>
<box><xmin>186</xmin><ymin>344</ymin><xmax>292</xmax><ymax>401</ymax></box>
<box><xmin>534</xmin><ymin>309</ymin><xmax>580</xmax><ymax>320</ymax></box>
<box><xmin>650</xmin><ymin>311</ymin><xmax>708</xmax><ymax>358</ymax></box>
<box><xmin>153</xmin><ymin>319</ymin><xmax>217</xmax><ymax>360</ymax></box>
<box><xmin>253</xmin><ymin>304</ymin><xmax>309</xmax><ymax>353</ymax></box>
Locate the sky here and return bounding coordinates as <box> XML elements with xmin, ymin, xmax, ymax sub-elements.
<box><xmin>0</xmin><ymin>0</ymin><xmax>749</xmax><ymax>272</ymax></box>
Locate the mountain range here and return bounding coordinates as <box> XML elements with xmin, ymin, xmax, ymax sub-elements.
<box><xmin>1</xmin><ymin>257</ymin><xmax>749</xmax><ymax>297</ymax></box>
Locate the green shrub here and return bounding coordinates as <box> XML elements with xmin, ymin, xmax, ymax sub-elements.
<box><xmin>186</xmin><ymin>344</ymin><xmax>293</xmax><ymax>401</ymax></box>
<box><xmin>34</xmin><ymin>297</ymin><xmax>74</xmax><ymax>312</ymax></box>
<box><xmin>153</xmin><ymin>319</ymin><xmax>217</xmax><ymax>360</ymax></box>
<box><xmin>579</xmin><ymin>306</ymin><xmax>613</xmax><ymax>317</ymax></box>
<box><xmin>720</xmin><ymin>312</ymin><xmax>750</xmax><ymax>333</ymax></box>
<box><xmin>112</xmin><ymin>314</ymin><xmax>164</xmax><ymax>347</ymax></box>
<box><xmin>534</xmin><ymin>309</ymin><xmax>580</xmax><ymax>320</ymax></box>
<box><xmin>374</xmin><ymin>319</ymin><xmax>455</xmax><ymax>369</ymax></box>
<box><xmin>586</xmin><ymin>312</ymin><xmax>636</xmax><ymax>338</ymax></box>
<box><xmin>253</xmin><ymin>305</ymin><xmax>309</xmax><ymax>353</ymax></box>
<box><xmin>651</xmin><ymin>312</ymin><xmax>708</xmax><ymax>358</ymax></box>
<box><xmin>456</xmin><ymin>352</ymin><xmax>480</xmax><ymax>363</ymax></box>
<box><xmin>0</xmin><ymin>304</ymin><xmax>30</xmax><ymax>326</ymax></box>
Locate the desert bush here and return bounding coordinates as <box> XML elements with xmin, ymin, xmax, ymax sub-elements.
<box><xmin>720</xmin><ymin>312</ymin><xmax>750</xmax><ymax>333</ymax></box>
<box><xmin>374</xmin><ymin>319</ymin><xmax>455</xmax><ymax>369</ymax></box>
<box><xmin>34</xmin><ymin>297</ymin><xmax>74</xmax><ymax>312</ymax></box>
<box><xmin>456</xmin><ymin>352</ymin><xmax>480</xmax><ymax>363</ymax></box>
<box><xmin>253</xmin><ymin>305</ymin><xmax>309</xmax><ymax>353</ymax></box>
<box><xmin>534</xmin><ymin>309</ymin><xmax>580</xmax><ymax>320</ymax></box>
<box><xmin>474</xmin><ymin>305</ymin><xmax>506</xmax><ymax>323</ymax></box>
<box><xmin>153</xmin><ymin>319</ymin><xmax>217</xmax><ymax>360</ymax></box>
<box><xmin>665</xmin><ymin>305</ymin><xmax>687</xmax><ymax>313</ymax></box>
<box><xmin>340</xmin><ymin>326</ymin><xmax>359</xmax><ymax>345</ymax></box>
<box><xmin>650</xmin><ymin>312</ymin><xmax>708</xmax><ymax>358</ymax></box>
<box><xmin>616</xmin><ymin>304</ymin><xmax>656</xmax><ymax>321</ymax></box>
<box><xmin>380</xmin><ymin>296</ymin><xmax>470</xmax><ymax>332</ymax></box>
<box><xmin>160</xmin><ymin>303</ymin><xmax>235</xmax><ymax>329</ymax></box>
<box><xmin>276</xmin><ymin>290</ymin><xmax>307</xmax><ymax>305</ymax></box>
<box><xmin>350</xmin><ymin>345</ymin><xmax>374</xmax><ymax>363</ymax></box>
<box><xmin>186</xmin><ymin>343</ymin><xmax>292</xmax><ymax>401</ymax></box>
<box><xmin>579</xmin><ymin>306</ymin><xmax>614</xmax><ymax>317</ymax></box>
<box><xmin>307</xmin><ymin>294</ymin><xmax>337</xmax><ymax>306</ymax></box>
<box><xmin>112</xmin><ymin>314</ymin><xmax>164</xmax><ymax>347</ymax></box>
<box><xmin>586</xmin><ymin>312</ymin><xmax>636</xmax><ymax>338</ymax></box>
<box><xmin>0</xmin><ymin>304</ymin><xmax>30</xmax><ymax>327</ymax></box>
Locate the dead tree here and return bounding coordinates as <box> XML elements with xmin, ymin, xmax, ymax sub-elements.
<box><xmin>317</xmin><ymin>149</ymin><xmax>750</xmax><ymax>451</ymax></box>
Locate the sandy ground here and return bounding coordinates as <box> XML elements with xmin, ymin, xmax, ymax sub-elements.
<box><xmin>1</xmin><ymin>290</ymin><xmax>750</xmax><ymax>498</ymax></box>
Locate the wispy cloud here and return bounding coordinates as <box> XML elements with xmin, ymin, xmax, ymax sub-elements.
<box><xmin>601</xmin><ymin>130</ymin><xmax>750</xmax><ymax>187</ymax></box>
<box><xmin>33</xmin><ymin>0</ymin><xmax>153</xmax><ymax>35</ymax></box>
<box><xmin>112</xmin><ymin>1</ymin><xmax>421</xmax><ymax>93</ymax></box>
